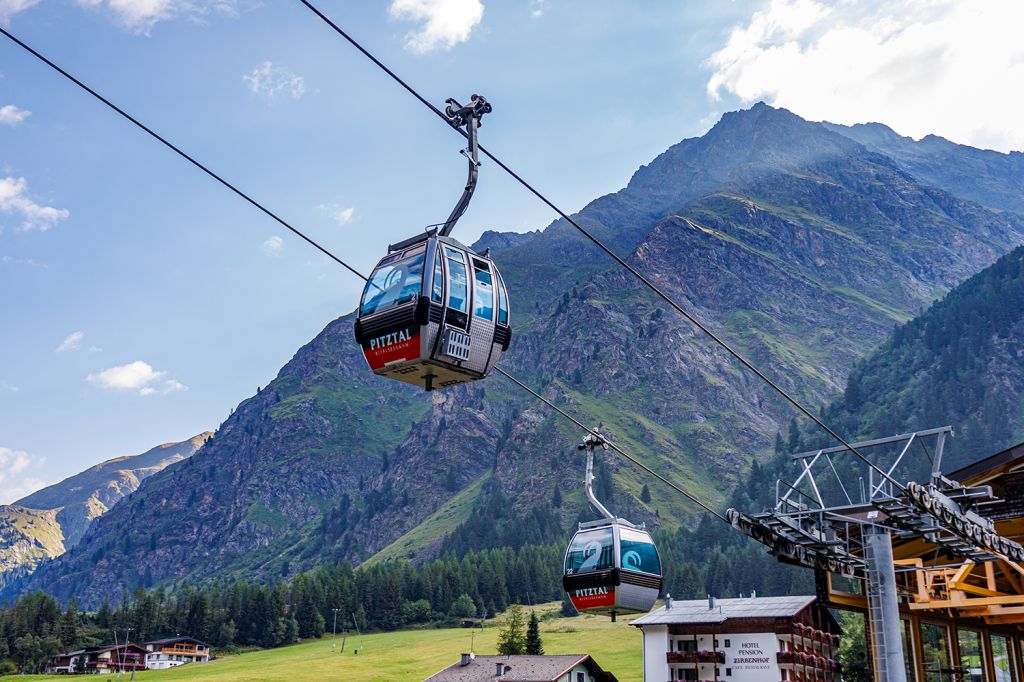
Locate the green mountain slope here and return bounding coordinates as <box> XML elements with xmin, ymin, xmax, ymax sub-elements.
<box><xmin>12</xmin><ymin>104</ymin><xmax>1024</xmax><ymax>608</ymax></box>
<box><xmin>808</xmin><ymin>244</ymin><xmax>1024</xmax><ymax>473</ymax></box>
<box><xmin>0</xmin><ymin>433</ymin><xmax>210</xmax><ymax>589</ymax></box>
<box><xmin>684</xmin><ymin>244</ymin><xmax>1024</xmax><ymax>602</ymax></box>
<box><xmin>0</xmin><ymin>507</ymin><xmax>64</xmax><ymax>590</ymax></box>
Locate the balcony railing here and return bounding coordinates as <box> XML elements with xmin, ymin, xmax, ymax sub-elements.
<box><xmin>666</xmin><ymin>651</ymin><xmax>726</xmax><ymax>664</ymax></box>
<box><xmin>776</xmin><ymin>651</ymin><xmax>841</xmax><ymax>671</ymax></box>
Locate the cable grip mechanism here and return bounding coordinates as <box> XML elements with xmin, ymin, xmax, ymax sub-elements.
<box><xmin>439</xmin><ymin>94</ymin><xmax>491</xmax><ymax>237</ymax></box>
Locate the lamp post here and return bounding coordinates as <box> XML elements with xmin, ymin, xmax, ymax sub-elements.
<box><xmin>332</xmin><ymin>609</ymin><xmax>340</xmax><ymax>651</ymax></box>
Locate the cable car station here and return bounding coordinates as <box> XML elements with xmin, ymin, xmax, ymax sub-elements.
<box><xmin>730</xmin><ymin>428</ymin><xmax>1024</xmax><ymax>682</ymax></box>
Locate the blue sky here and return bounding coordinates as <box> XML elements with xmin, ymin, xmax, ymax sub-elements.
<box><xmin>1</xmin><ymin>0</ymin><xmax>1021</xmax><ymax>501</ymax></box>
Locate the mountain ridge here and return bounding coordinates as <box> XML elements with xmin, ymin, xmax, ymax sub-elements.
<box><xmin>0</xmin><ymin>433</ymin><xmax>211</xmax><ymax>590</ymax></box>
<box><xmin>12</xmin><ymin>103</ymin><xmax>1024</xmax><ymax>607</ymax></box>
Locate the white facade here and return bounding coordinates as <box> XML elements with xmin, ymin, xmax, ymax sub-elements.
<box><xmin>653</xmin><ymin>630</ymin><xmax>782</xmax><ymax>682</ymax></box>
<box><xmin>559</xmin><ymin>663</ymin><xmax>600</xmax><ymax>682</ymax></box>
<box><xmin>144</xmin><ymin>639</ymin><xmax>210</xmax><ymax>669</ymax></box>
<box><xmin>641</xmin><ymin>623</ymin><xmax>670</xmax><ymax>682</ymax></box>
<box><xmin>633</xmin><ymin>596</ymin><xmax>840</xmax><ymax>682</ymax></box>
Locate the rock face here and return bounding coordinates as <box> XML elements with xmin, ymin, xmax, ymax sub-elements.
<box><xmin>12</xmin><ymin>103</ymin><xmax>1024</xmax><ymax>608</ymax></box>
<box><xmin>0</xmin><ymin>434</ymin><xmax>210</xmax><ymax>588</ymax></box>
<box><xmin>0</xmin><ymin>507</ymin><xmax>64</xmax><ymax>590</ymax></box>
<box><xmin>824</xmin><ymin>121</ymin><xmax>1024</xmax><ymax>215</ymax></box>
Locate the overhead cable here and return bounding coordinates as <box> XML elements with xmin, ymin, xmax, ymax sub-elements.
<box><xmin>0</xmin><ymin>26</ymin><xmax>367</xmax><ymax>282</ymax></box>
<box><xmin>0</xmin><ymin>26</ymin><xmax>722</xmax><ymax>522</ymax></box>
<box><xmin>294</xmin><ymin>0</ymin><xmax>907</xmax><ymax>495</ymax></box>
<box><xmin>495</xmin><ymin>367</ymin><xmax>728</xmax><ymax>522</ymax></box>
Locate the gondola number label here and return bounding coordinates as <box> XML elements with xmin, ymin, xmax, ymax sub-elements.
<box><xmin>442</xmin><ymin>327</ymin><xmax>472</xmax><ymax>361</ymax></box>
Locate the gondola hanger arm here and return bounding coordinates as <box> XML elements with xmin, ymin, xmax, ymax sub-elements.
<box><xmin>439</xmin><ymin>94</ymin><xmax>491</xmax><ymax>238</ymax></box>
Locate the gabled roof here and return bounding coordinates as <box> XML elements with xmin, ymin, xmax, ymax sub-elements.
<box><xmin>145</xmin><ymin>636</ymin><xmax>209</xmax><ymax>647</ymax></box>
<box><xmin>423</xmin><ymin>654</ymin><xmax>617</xmax><ymax>682</ymax></box>
<box><xmin>89</xmin><ymin>643</ymin><xmax>149</xmax><ymax>653</ymax></box>
<box><xmin>632</xmin><ymin>595</ymin><xmax>816</xmax><ymax>626</ymax></box>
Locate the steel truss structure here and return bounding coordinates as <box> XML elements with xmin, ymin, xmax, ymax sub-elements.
<box><xmin>728</xmin><ymin>426</ymin><xmax>1024</xmax><ymax>681</ymax></box>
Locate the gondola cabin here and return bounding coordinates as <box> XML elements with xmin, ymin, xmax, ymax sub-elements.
<box><xmin>563</xmin><ymin>518</ymin><xmax>662</xmax><ymax>618</ymax></box>
<box><xmin>353</xmin><ymin>233</ymin><xmax>511</xmax><ymax>391</ymax></box>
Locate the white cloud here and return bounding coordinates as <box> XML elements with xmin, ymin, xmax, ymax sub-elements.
<box><xmin>163</xmin><ymin>379</ymin><xmax>187</xmax><ymax>393</ymax></box>
<box><xmin>706</xmin><ymin>0</ymin><xmax>1024</xmax><ymax>152</ymax></box>
<box><xmin>56</xmin><ymin>330</ymin><xmax>84</xmax><ymax>353</ymax></box>
<box><xmin>389</xmin><ymin>0</ymin><xmax>484</xmax><ymax>53</ymax></box>
<box><xmin>243</xmin><ymin>61</ymin><xmax>306</xmax><ymax>100</ymax></box>
<box><xmin>318</xmin><ymin>204</ymin><xmax>355</xmax><ymax>226</ymax></box>
<box><xmin>0</xmin><ymin>105</ymin><xmax>30</xmax><ymax>126</ymax></box>
<box><xmin>0</xmin><ymin>0</ymin><xmax>40</xmax><ymax>23</ymax></box>
<box><xmin>0</xmin><ymin>447</ymin><xmax>47</xmax><ymax>504</ymax></box>
<box><xmin>0</xmin><ymin>177</ymin><xmax>70</xmax><ymax>232</ymax></box>
<box><xmin>262</xmin><ymin>235</ymin><xmax>283</xmax><ymax>256</ymax></box>
<box><xmin>74</xmin><ymin>0</ymin><xmax>238</xmax><ymax>35</ymax></box>
<box><xmin>0</xmin><ymin>381</ymin><xmax>18</xmax><ymax>393</ymax></box>
<box><xmin>0</xmin><ymin>255</ymin><xmax>46</xmax><ymax>268</ymax></box>
<box><xmin>88</xmin><ymin>345</ymin><xmax>103</xmax><ymax>353</ymax></box>
<box><xmin>530</xmin><ymin>0</ymin><xmax>545</xmax><ymax>18</ymax></box>
<box><xmin>86</xmin><ymin>360</ymin><xmax>187</xmax><ymax>396</ymax></box>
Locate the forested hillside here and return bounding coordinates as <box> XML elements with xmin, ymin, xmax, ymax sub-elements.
<box><xmin>689</xmin><ymin>244</ymin><xmax>1024</xmax><ymax>591</ymax></box>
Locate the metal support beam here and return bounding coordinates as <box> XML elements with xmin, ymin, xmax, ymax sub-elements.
<box><xmin>864</xmin><ymin>525</ymin><xmax>907</xmax><ymax>682</ymax></box>
<box><xmin>793</xmin><ymin>426</ymin><xmax>953</xmax><ymax>459</ymax></box>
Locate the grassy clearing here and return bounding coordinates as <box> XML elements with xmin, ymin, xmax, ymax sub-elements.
<box><xmin>1</xmin><ymin>604</ymin><xmax>642</xmax><ymax>682</ymax></box>
<box><xmin>366</xmin><ymin>473</ymin><xmax>490</xmax><ymax>566</ymax></box>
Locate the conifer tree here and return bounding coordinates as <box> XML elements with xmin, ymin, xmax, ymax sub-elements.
<box><xmin>58</xmin><ymin>599</ymin><xmax>78</xmax><ymax>647</ymax></box>
<box><xmin>640</xmin><ymin>483</ymin><xmax>652</xmax><ymax>503</ymax></box>
<box><xmin>525</xmin><ymin>611</ymin><xmax>543</xmax><ymax>655</ymax></box>
<box><xmin>496</xmin><ymin>604</ymin><xmax>526</xmax><ymax>655</ymax></box>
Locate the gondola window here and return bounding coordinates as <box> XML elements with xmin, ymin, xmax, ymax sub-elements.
<box><xmin>360</xmin><ymin>252</ymin><xmax>425</xmax><ymax>316</ymax></box>
<box><xmin>473</xmin><ymin>261</ymin><xmax>494</xmax><ymax>320</ymax></box>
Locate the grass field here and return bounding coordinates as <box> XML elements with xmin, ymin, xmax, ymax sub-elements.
<box><xmin>1</xmin><ymin>604</ymin><xmax>643</xmax><ymax>682</ymax></box>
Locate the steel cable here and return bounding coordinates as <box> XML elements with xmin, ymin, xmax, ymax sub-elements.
<box><xmin>294</xmin><ymin>0</ymin><xmax>907</xmax><ymax>495</ymax></box>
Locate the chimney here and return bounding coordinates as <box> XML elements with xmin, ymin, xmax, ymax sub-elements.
<box><xmin>708</xmin><ymin>594</ymin><xmax>715</xmax><ymax>610</ymax></box>
<box><xmin>751</xmin><ymin>589</ymin><xmax>757</xmax><ymax>599</ymax></box>
<box><xmin>664</xmin><ymin>593</ymin><xmax>673</xmax><ymax>609</ymax></box>
<box><xmin>496</xmin><ymin>662</ymin><xmax>511</xmax><ymax>676</ymax></box>
<box><xmin>460</xmin><ymin>653</ymin><xmax>474</xmax><ymax>667</ymax></box>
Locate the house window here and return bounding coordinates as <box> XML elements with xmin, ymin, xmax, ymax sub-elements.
<box><xmin>726</xmin><ymin>668</ymin><xmax>732</xmax><ymax>677</ymax></box>
<box><xmin>724</xmin><ymin>639</ymin><xmax>731</xmax><ymax>648</ymax></box>
<box><xmin>576</xmin><ymin>672</ymin><xmax>585</xmax><ymax>682</ymax></box>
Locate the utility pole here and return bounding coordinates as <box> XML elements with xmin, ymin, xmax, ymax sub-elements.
<box><xmin>332</xmin><ymin>608</ymin><xmax>339</xmax><ymax>651</ymax></box>
<box><xmin>113</xmin><ymin>627</ymin><xmax>133</xmax><ymax>682</ymax></box>
<box><xmin>110</xmin><ymin>628</ymin><xmax>119</xmax><ymax>682</ymax></box>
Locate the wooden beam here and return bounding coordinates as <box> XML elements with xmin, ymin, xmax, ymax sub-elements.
<box><xmin>955</xmin><ymin>583</ymin><xmax>1005</xmax><ymax>598</ymax></box>
<box><xmin>949</xmin><ymin>561</ymin><xmax>976</xmax><ymax>588</ymax></box>
<box><xmin>908</xmin><ymin>594</ymin><xmax>1024</xmax><ymax>609</ymax></box>
<box><xmin>998</xmin><ymin>561</ymin><xmax>1023</xmax><ymax>593</ymax></box>
<box><xmin>826</xmin><ymin>592</ymin><xmax>868</xmax><ymax>610</ymax></box>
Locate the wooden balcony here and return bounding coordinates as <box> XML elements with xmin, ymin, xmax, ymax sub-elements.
<box><xmin>158</xmin><ymin>645</ymin><xmax>204</xmax><ymax>656</ymax></box>
<box><xmin>777</xmin><ymin>651</ymin><xmax>840</xmax><ymax>671</ymax></box>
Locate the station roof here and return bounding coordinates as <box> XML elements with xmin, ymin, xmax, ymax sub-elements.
<box><xmin>632</xmin><ymin>595</ymin><xmax>816</xmax><ymax>626</ymax></box>
<box><xmin>948</xmin><ymin>440</ymin><xmax>1024</xmax><ymax>486</ymax></box>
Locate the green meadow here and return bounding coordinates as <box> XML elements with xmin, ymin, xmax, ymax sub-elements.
<box><xmin>1</xmin><ymin>604</ymin><xmax>643</xmax><ymax>682</ymax></box>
